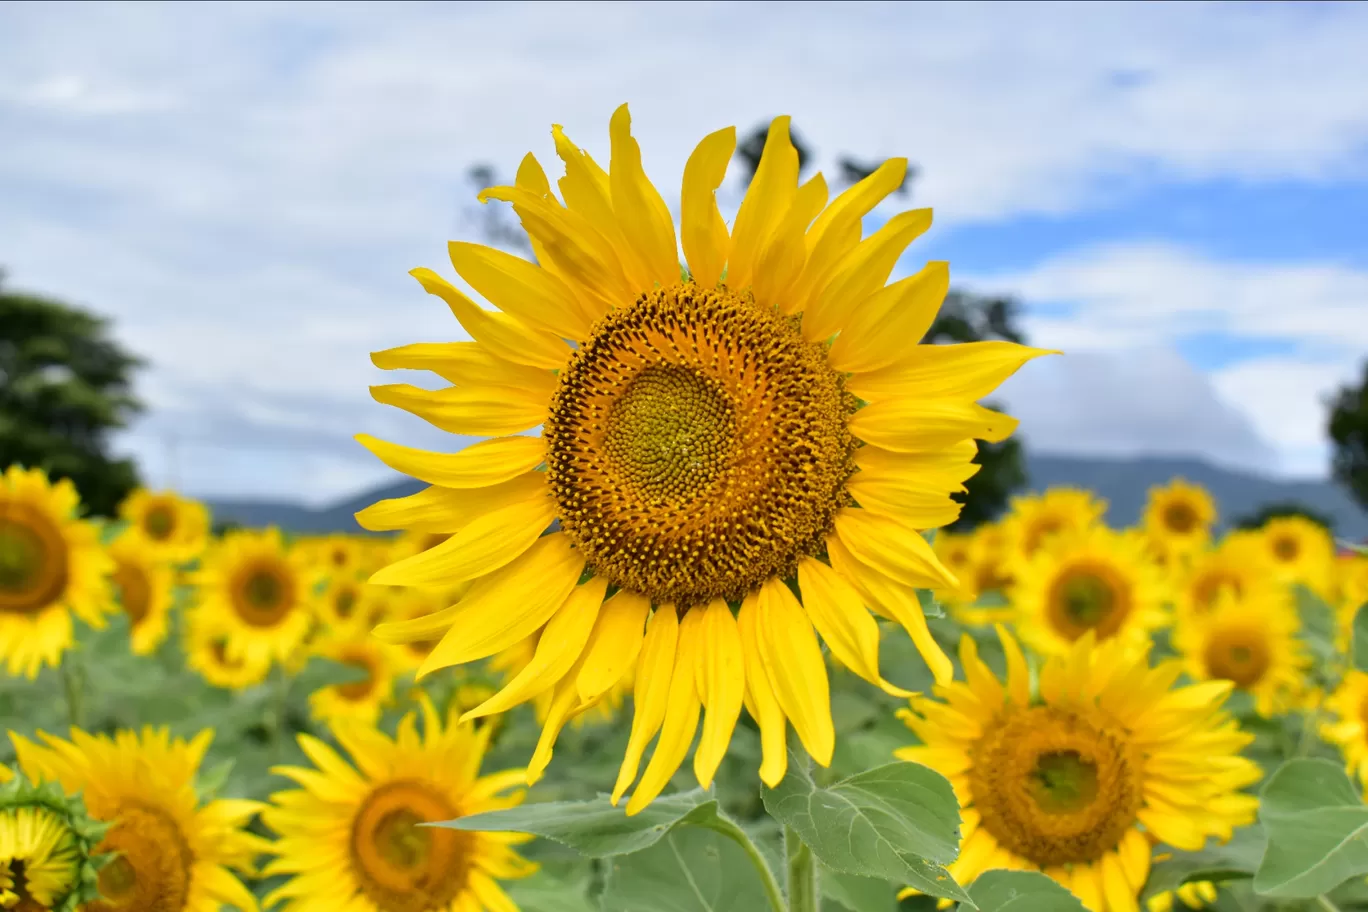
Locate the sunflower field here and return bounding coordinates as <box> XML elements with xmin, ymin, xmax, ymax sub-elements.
<box><xmin>4</xmin><ymin>108</ymin><xmax>1368</xmax><ymax>912</ymax></box>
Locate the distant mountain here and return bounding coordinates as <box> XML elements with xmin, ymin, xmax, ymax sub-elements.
<box><xmin>207</xmin><ymin>453</ymin><xmax>1368</xmax><ymax>540</ymax></box>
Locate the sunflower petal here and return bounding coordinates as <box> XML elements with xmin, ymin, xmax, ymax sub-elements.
<box><xmin>849</xmin><ymin>400</ymin><xmax>1019</xmax><ymax>452</ymax></box>
<box><xmin>755</xmin><ymin>173</ymin><xmax>828</xmax><ymax>313</ymax></box>
<box><xmin>627</xmin><ymin>609</ymin><xmax>704</xmax><ymax>815</ymax></box>
<box><xmin>354</xmin><ymin>434</ymin><xmax>544</xmax><ymax>490</ymax></box>
<box><xmin>576</xmin><ymin>589</ymin><xmax>651</xmax><ymax>702</ymax></box>
<box><xmin>449</xmin><ymin>241</ymin><xmax>590</xmax><ymax>340</ymax></box>
<box><xmin>847</xmin><ymin>341</ymin><xmax>1060</xmax><ymax>402</ymax></box>
<box><xmin>355</xmin><ymin>474</ymin><xmax>546</xmax><ymax>533</ymax></box>
<box><xmin>832</xmin><ymin>508</ymin><xmax>959</xmax><ymax>590</ymax></box>
<box><xmin>370</xmin><ymin>383</ymin><xmax>546</xmax><ymax>437</ymax></box>
<box><xmin>613</xmin><ymin>606</ymin><xmax>678</xmax><ymax>805</ymax></box>
<box><xmin>409</xmin><ymin>267</ymin><xmax>569</xmax><ymax>369</ymax></box>
<box><xmin>827</xmin><ymin>262</ymin><xmax>949</xmax><ymax>374</ymax></box>
<box><xmin>726</xmin><ymin>116</ymin><xmax>798</xmax><ymax>290</ymax></box>
<box><xmin>609</xmin><ymin>104</ymin><xmax>680</xmax><ymax>287</ymax></box>
<box><xmin>370</xmin><ymin>341</ymin><xmax>557</xmax><ymax>395</ymax></box>
<box><xmin>693</xmin><ymin>599</ymin><xmax>745</xmax><ymax>788</ymax></box>
<box><xmin>757</xmin><ymin>578</ymin><xmax>834</xmax><ymax>766</ymax></box>
<box><xmin>738</xmin><ymin>592</ymin><xmax>789</xmax><ymax>787</ymax></box>
<box><xmin>797</xmin><ymin>557</ymin><xmax>912</xmax><ymax>698</ymax></box>
<box><xmin>681</xmin><ymin>126</ymin><xmax>736</xmax><ymax>288</ymax></box>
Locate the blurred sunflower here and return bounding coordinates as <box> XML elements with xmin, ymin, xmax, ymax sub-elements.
<box><xmin>932</xmin><ymin>532</ymin><xmax>976</xmax><ymax>601</ymax></box>
<box><xmin>1321</xmin><ymin>671</ymin><xmax>1368</xmax><ymax>785</ymax></box>
<box><xmin>1173</xmin><ymin>535</ymin><xmax>1273</xmax><ymax>621</ymax></box>
<box><xmin>0</xmin><ymin>773</ymin><xmax>107</xmax><ymax>912</ymax></box>
<box><xmin>1257</xmin><ymin>515</ymin><xmax>1335</xmax><ymax>595</ymax></box>
<box><xmin>191</xmin><ymin>527</ymin><xmax>318</xmax><ymax>666</ymax></box>
<box><xmin>0</xmin><ymin>465</ymin><xmax>112</xmax><ymax>678</ymax></box>
<box><xmin>11</xmin><ymin>726</ymin><xmax>267</xmax><ymax>912</ymax></box>
<box><xmin>1147</xmin><ymin>882</ymin><xmax>1219</xmax><ymax>912</ymax></box>
<box><xmin>262</xmin><ymin>697</ymin><xmax>536</xmax><ymax>912</ymax></box>
<box><xmin>314</xmin><ymin>573</ymin><xmax>375</xmax><ymax>635</ymax></box>
<box><xmin>1142</xmin><ymin>479</ymin><xmax>1216</xmax><ymax>561</ymax></box>
<box><xmin>184</xmin><ymin>613</ymin><xmax>272</xmax><ymax>690</ymax></box>
<box><xmin>1174</xmin><ymin>590</ymin><xmax>1308</xmax><ymax>717</ymax></box>
<box><xmin>897</xmin><ymin>628</ymin><xmax>1260</xmax><ymax>911</ymax></box>
<box><xmin>1001</xmin><ymin>487</ymin><xmax>1107</xmax><ymax>566</ymax></box>
<box><xmin>1334</xmin><ymin>553</ymin><xmax>1368</xmax><ymax>620</ymax></box>
<box><xmin>107</xmin><ymin>533</ymin><xmax>176</xmax><ymax>655</ymax></box>
<box><xmin>357</xmin><ymin>106</ymin><xmax>1050</xmax><ymax>812</ymax></box>
<box><xmin>302</xmin><ymin>534</ymin><xmax>363</xmax><ymax>577</ymax></box>
<box><xmin>1011</xmin><ymin>526</ymin><xmax>1169</xmax><ymax>657</ymax></box>
<box><xmin>117</xmin><ymin>489</ymin><xmax>210</xmax><ymax>565</ymax></box>
<box><xmin>307</xmin><ymin>634</ymin><xmax>401</xmax><ymax>726</ymax></box>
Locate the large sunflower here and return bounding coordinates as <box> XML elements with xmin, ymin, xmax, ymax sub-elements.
<box><xmin>0</xmin><ymin>465</ymin><xmax>112</xmax><ymax>678</ymax></box>
<box><xmin>1001</xmin><ymin>487</ymin><xmax>1107</xmax><ymax>567</ymax></box>
<box><xmin>10</xmin><ymin>726</ymin><xmax>267</xmax><ymax>912</ymax></box>
<box><xmin>261</xmin><ymin>698</ymin><xmax>536</xmax><ymax>912</ymax></box>
<box><xmin>897</xmin><ymin>629</ymin><xmax>1260</xmax><ymax>911</ymax></box>
<box><xmin>1011</xmin><ymin>526</ymin><xmax>1169</xmax><ymax>657</ymax></box>
<box><xmin>356</xmin><ymin>107</ymin><xmax>1049</xmax><ymax>812</ymax></box>
<box><xmin>107</xmin><ymin>532</ymin><xmax>176</xmax><ymax>656</ymax></box>
<box><xmin>1173</xmin><ymin>589</ymin><xmax>1308</xmax><ymax>717</ymax></box>
<box><xmin>116</xmin><ymin>489</ymin><xmax>210</xmax><ymax>565</ymax></box>
<box><xmin>1141</xmin><ymin>478</ymin><xmax>1216</xmax><ymax>562</ymax></box>
<box><xmin>191</xmin><ymin>527</ymin><xmax>318</xmax><ymax>666</ymax></box>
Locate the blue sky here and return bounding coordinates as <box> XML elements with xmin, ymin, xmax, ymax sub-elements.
<box><xmin>2</xmin><ymin>1</ymin><xmax>1366</xmax><ymax>504</ymax></box>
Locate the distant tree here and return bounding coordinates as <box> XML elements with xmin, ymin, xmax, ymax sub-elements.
<box><xmin>461</xmin><ymin>165</ymin><xmax>532</xmax><ymax>254</ymax></box>
<box><xmin>1231</xmin><ymin>501</ymin><xmax>1336</xmax><ymax>534</ymax></box>
<box><xmin>0</xmin><ymin>270</ymin><xmax>144</xmax><ymax>516</ymax></box>
<box><xmin>1329</xmin><ymin>360</ymin><xmax>1368</xmax><ymax>512</ymax></box>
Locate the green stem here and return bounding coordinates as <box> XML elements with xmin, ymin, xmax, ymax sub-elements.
<box><xmin>1317</xmin><ymin>895</ymin><xmax>1342</xmax><ymax>912</ymax></box>
<box><xmin>705</xmin><ymin>816</ymin><xmax>786</xmax><ymax>912</ymax></box>
<box><xmin>784</xmin><ymin>823</ymin><xmax>819</xmax><ymax>912</ymax></box>
<box><xmin>61</xmin><ymin>657</ymin><xmax>85</xmax><ymax>729</ymax></box>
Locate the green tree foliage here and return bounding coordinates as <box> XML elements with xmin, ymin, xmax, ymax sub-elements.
<box><xmin>1231</xmin><ymin>501</ymin><xmax>1336</xmax><ymax>534</ymax></box>
<box><xmin>0</xmin><ymin>270</ymin><xmax>144</xmax><ymax>516</ymax></box>
<box><xmin>1329</xmin><ymin>359</ymin><xmax>1368</xmax><ymax>512</ymax></box>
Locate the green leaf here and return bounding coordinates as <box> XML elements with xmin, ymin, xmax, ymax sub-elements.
<box><xmin>432</xmin><ymin>789</ymin><xmax>721</xmax><ymax>857</ymax></box>
<box><xmin>1253</xmin><ymin>758</ymin><xmax>1368</xmax><ymax>898</ymax></box>
<box><xmin>1353</xmin><ymin>603</ymin><xmax>1368</xmax><ymax>672</ymax></box>
<box><xmin>1294</xmin><ymin>585</ymin><xmax>1338</xmax><ymax>669</ymax></box>
<box><xmin>1139</xmin><ymin>826</ymin><xmax>1264</xmax><ymax>901</ymax></box>
<box><xmin>962</xmin><ymin>870</ymin><xmax>1085</xmax><ymax>911</ymax></box>
<box><xmin>762</xmin><ymin>757</ymin><xmax>970</xmax><ymax>904</ymax></box>
<box><xmin>820</xmin><ymin>866</ymin><xmax>898</xmax><ymax>912</ymax></box>
<box><xmin>599</xmin><ymin>826</ymin><xmax>771</xmax><ymax>912</ymax></box>
<box><xmin>293</xmin><ymin>655</ymin><xmax>372</xmax><ymax>691</ymax></box>
<box><xmin>916</xmin><ymin>588</ymin><xmax>945</xmax><ymax>620</ymax></box>
<box><xmin>505</xmin><ymin>866</ymin><xmax>599</xmax><ymax>912</ymax></box>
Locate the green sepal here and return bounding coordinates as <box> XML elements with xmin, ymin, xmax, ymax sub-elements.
<box><xmin>0</xmin><ymin>773</ymin><xmax>113</xmax><ymax>911</ymax></box>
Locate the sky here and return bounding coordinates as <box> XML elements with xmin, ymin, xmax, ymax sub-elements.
<box><xmin>2</xmin><ymin>0</ymin><xmax>1366</xmax><ymax>506</ymax></box>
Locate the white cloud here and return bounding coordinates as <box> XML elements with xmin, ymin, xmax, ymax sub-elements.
<box><xmin>3</xmin><ymin>1</ymin><xmax>1368</xmax><ymax>501</ymax></box>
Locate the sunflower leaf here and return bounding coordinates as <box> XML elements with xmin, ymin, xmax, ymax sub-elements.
<box><xmin>599</xmin><ymin>825</ymin><xmax>771</xmax><ymax>912</ymax></box>
<box><xmin>1253</xmin><ymin>757</ymin><xmax>1368</xmax><ymax>898</ymax></box>
<box><xmin>819</xmin><ymin>866</ymin><xmax>899</xmax><ymax>912</ymax></box>
<box><xmin>761</xmin><ymin>755</ymin><xmax>971</xmax><ymax>904</ymax></box>
<box><xmin>959</xmin><ymin>870</ymin><xmax>1086</xmax><ymax>911</ymax></box>
<box><xmin>1352</xmin><ymin>602</ymin><xmax>1368</xmax><ymax>672</ymax></box>
<box><xmin>1139</xmin><ymin>825</ymin><xmax>1264</xmax><ymax>901</ymax></box>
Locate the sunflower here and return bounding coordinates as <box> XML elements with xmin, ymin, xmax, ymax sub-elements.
<box><xmin>932</xmin><ymin>532</ymin><xmax>977</xmax><ymax>602</ymax></box>
<box><xmin>300</xmin><ymin>534</ymin><xmax>365</xmax><ymax>577</ymax></box>
<box><xmin>490</xmin><ymin>630</ymin><xmax>633</xmax><ymax>728</ymax></box>
<box><xmin>183</xmin><ymin>610</ymin><xmax>273</xmax><ymax>690</ymax></box>
<box><xmin>1142</xmin><ymin>479</ymin><xmax>1216</xmax><ymax>562</ymax></box>
<box><xmin>1146</xmin><ymin>882</ymin><xmax>1218</xmax><ymax>912</ymax></box>
<box><xmin>191</xmin><ymin>527</ymin><xmax>318</xmax><ymax>666</ymax></box>
<box><xmin>0</xmin><ymin>773</ymin><xmax>107</xmax><ymax>912</ymax></box>
<box><xmin>0</xmin><ymin>465</ymin><xmax>112</xmax><ymax>678</ymax></box>
<box><xmin>897</xmin><ymin>628</ymin><xmax>1260</xmax><ymax>911</ymax></box>
<box><xmin>105</xmin><ymin>533</ymin><xmax>176</xmax><ymax>656</ymax></box>
<box><xmin>1334</xmin><ymin>553</ymin><xmax>1368</xmax><ymax>621</ymax></box>
<box><xmin>261</xmin><ymin>698</ymin><xmax>536</xmax><ymax>912</ymax></box>
<box><xmin>356</xmin><ymin>106</ymin><xmax>1049</xmax><ymax>812</ymax></box>
<box><xmin>314</xmin><ymin>572</ymin><xmax>377</xmax><ymax>636</ymax></box>
<box><xmin>116</xmin><ymin>489</ymin><xmax>209</xmax><ymax>565</ymax></box>
<box><xmin>1011</xmin><ymin>526</ymin><xmax>1169</xmax><ymax>657</ymax></box>
<box><xmin>1174</xmin><ymin>589</ymin><xmax>1308</xmax><ymax>717</ymax></box>
<box><xmin>1172</xmin><ymin>534</ymin><xmax>1274</xmax><ymax>621</ymax></box>
<box><xmin>935</xmin><ymin>530</ymin><xmax>1013</xmax><ymax>627</ymax></box>
<box><xmin>1321</xmin><ymin>670</ymin><xmax>1368</xmax><ymax>786</ymax></box>
<box><xmin>1256</xmin><ymin>515</ymin><xmax>1335</xmax><ymax>595</ymax></box>
<box><xmin>307</xmin><ymin>634</ymin><xmax>401</xmax><ymax>726</ymax></box>
<box><xmin>1001</xmin><ymin>487</ymin><xmax>1107</xmax><ymax>567</ymax></box>
<box><xmin>11</xmin><ymin>726</ymin><xmax>267</xmax><ymax>912</ymax></box>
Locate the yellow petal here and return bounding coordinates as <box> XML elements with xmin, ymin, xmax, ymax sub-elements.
<box><xmin>576</xmin><ymin>589</ymin><xmax>651</xmax><ymax>703</ymax></box>
<box><xmin>832</xmin><ymin>508</ymin><xmax>958</xmax><ymax>590</ymax></box>
<box><xmin>548</xmin><ymin>124</ymin><xmax>641</xmax><ymax>303</ymax></box>
<box><xmin>417</xmin><ymin>534</ymin><xmax>586</xmax><ymax>676</ymax></box>
<box><xmin>370</xmin><ymin>341</ymin><xmax>557</xmax><ymax>395</ymax></box>
<box><xmin>805</xmin><ymin>157</ymin><xmax>909</xmax><ymax>257</ymax></box>
<box><xmin>409</xmin><ymin>267</ymin><xmax>569</xmax><ymax>369</ymax></box>
<box><xmin>464</xmin><ymin>577</ymin><xmax>603</xmax><ymax>720</ymax></box>
<box><xmin>680</xmin><ymin>126</ymin><xmax>736</xmax><ymax>288</ymax></box>
<box><xmin>515</xmin><ymin>151</ymin><xmax>553</xmax><ymax>197</ymax></box>
<box><xmin>853</xmin><ymin>441</ymin><xmax>980</xmax><ymax>489</ymax></box>
<box><xmin>738</xmin><ymin>592</ymin><xmax>788</xmax><ymax>787</ymax></box>
<box><xmin>449</xmin><ymin>241</ymin><xmax>590</xmax><ymax>340</ymax></box>
<box><xmin>754</xmin><ymin>173</ymin><xmax>828</xmax><ymax>313</ymax></box>
<box><xmin>827</xmin><ymin>262</ymin><xmax>949</xmax><ymax>374</ymax></box>
<box><xmin>997</xmin><ymin>624</ymin><xmax>1031</xmax><ymax>706</ymax></box>
<box><xmin>354</xmin><ymin>434</ymin><xmax>544</xmax><ymax>490</ymax></box>
<box><xmin>847</xmin><ymin>473</ymin><xmax>964</xmax><ymax>528</ymax></box>
<box><xmin>609</xmin><ymin>104</ymin><xmax>680</xmax><ymax>288</ymax></box>
<box><xmin>369</xmin><ymin>383</ymin><xmax>546</xmax><ymax>437</ymax></box>
<box><xmin>613</xmin><ymin>606</ymin><xmax>678</xmax><ymax>805</ymax></box>
<box><xmin>372</xmin><ymin>602</ymin><xmax>463</xmax><ymax>643</ymax></box>
<box><xmin>757</xmin><ymin>577</ymin><xmax>834</xmax><ymax>766</ymax></box>
<box><xmin>355</xmin><ymin>473</ymin><xmax>547</xmax><ymax>533</ymax></box>
<box><xmin>848</xmin><ymin>341</ymin><xmax>1060</xmax><ymax>402</ymax></box>
<box><xmin>802</xmin><ymin>208</ymin><xmax>933</xmax><ymax>342</ymax></box>
<box><xmin>627</xmin><ymin>609</ymin><xmax>705</xmax><ymax>815</ymax></box>
<box><xmin>726</xmin><ymin>116</ymin><xmax>798</xmax><ymax>290</ymax></box>
<box><xmin>527</xmin><ymin>668</ymin><xmax>587</xmax><ymax>785</ymax></box>
<box><xmin>797</xmin><ymin>557</ymin><xmax>912</xmax><ymax>698</ymax></box>
<box><xmin>849</xmin><ymin>400</ymin><xmax>1019</xmax><ymax>452</ymax></box>
<box><xmin>692</xmin><ymin>599</ymin><xmax>745</xmax><ymax>789</ymax></box>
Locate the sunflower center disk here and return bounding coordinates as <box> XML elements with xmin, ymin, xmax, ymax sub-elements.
<box><xmin>1162</xmin><ymin>502</ymin><xmax>1198</xmax><ymax>535</ymax></box>
<box><xmin>114</xmin><ymin>562</ymin><xmax>153</xmax><ymax>625</ymax></box>
<box><xmin>1272</xmin><ymin>536</ymin><xmax>1299</xmax><ymax>562</ymax></box>
<box><xmin>335</xmin><ymin>653</ymin><xmax>380</xmax><ymax>701</ymax></box>
<box><xmin>1204</xmin><ymin>627</ymin><xmax>1272</xmax><ymax>688</ymax></box>
<box><xmin>350</xmin><ymin>781</ymin><xmax>472</xmax><ymax>912</ymax></box>
<box><xmin>88</xmin><ymin>804</ymin><xmax>193</xmax><ymax>912</ymax></box>
<box><xmin>969</xmin><ymin>706</ymin><xmax>1142</xmax><ymax>867</ymax></box>
<box><xmin>545</xmin><ymin>284</ymin><xmax>855</xmax><ymax>608</ymax></box>
<box><xmin>143</xmin><ymin>505</ymin><xmax>176</xmax><ymax>541</ymax></box>
<box><xmin>1048</xmin><ymin>565</ymin><xmax>1129</xmax><ymax>641</ymax></box>
<box><xmin>0</xmin><ymin>507</ymin><xmax>68</xmax><ymax>616</ymax></box>
<box><xmin>233</xmin><ymin>563</ymin><xmax>293</xmax><ymax>627</ymax></box>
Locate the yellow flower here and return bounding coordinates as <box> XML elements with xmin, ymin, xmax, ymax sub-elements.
<box><xmin>262</xmin><ymin>699</ymin><xmax>536</xmax><ymax>912</ymax></box>
<box><xmin>314</xmin><ymin>572</ymin><xmax>378</xmax><ymax>636</ymax></box>
<box><xmin>307</xmin><ymin>633</ymin><xmax>401</xmax><ymax>726</ymax></box>
<box><xmin>1257</xmin><ymin>515</ymin><xmax>1335</xmax><ymax>595</ymax></box>
<box><xmin>1174</xmin><ymin>590</ymin><xmax>1309</xmax><ymax>717</ymax></box>
<box><xmin>1011</xmin><ymin>526</ymin><xmax>1169</xmax><ymax>657</ymax></box>
<box><xmin>11</xmin><ymin>726</ymin><xmax>267</xmax><ymax>912</ymax></box>
<box><xmin>1333</xmin><ymin>553</ymin><xmax>1368</xmax><ymax>619</ymax></box>
<box><xmin>0</xmin><ymin>773</ymin><xmax>108</xmax><ymax>912</ymax></box>
<box><xmin>107</xmin><ymin>532</ymin><xmax>176</xmax><ymax>655</ymax></box>
<box><xmin>897</xmin><ymin>629</ymin><xmax>1260</xmax><ymax>911</ymax></box>
<box><xmin>1142</xmin><ymin>479</ymin><xmax>1216</xmax><ymax>560</ymax></box>
<box><xmin>1146</xmin><ymin>881</ymin><xmax>1218</xmax><ymax>911</ymax></box>
<box><xmin>1001</xmin><ymin>487</ymin><xmax>1107</xmax><ymax>567</ymax></box>
<box><xmin>932</xmin><ymin>532</ymin><xmax>977</xmax><ymax>602</ymax></box>
<box><xmin>183</xmin><ymin>610</ymin><xmax>272</xmax><ymax>690</ymax></box>
<box><xmin>116</xmin><ymin>489</ymin><xmax>210</xmax><ymax>564</ymax></box>
<box><xmin>1322</xmin><ymin>671</ymin><xmax>1368</xmax><ymax>787</ymax></box>
<box><xmin>357</xmin><ymin>106</ymin><xmax>1050</xmax><ymax>813</ymax></box>
<box><xmin>0</xmin><ymin>465</ymin><xmax>112</xmax><ymax>678</ymax></box>
<box><xmin>191</xmin><ymin>527</ymin><xmax>318</xmax><ymax>666</ymax></box>
<box><xmin>1173</xmin><ymin>534</ymin><xmax>1275</xmax><ymax>621</ymax></box>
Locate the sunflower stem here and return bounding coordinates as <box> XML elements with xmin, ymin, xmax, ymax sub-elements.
<box><xmin>1317</xmin><ymin>895</ymin><xmax>1342</xmax><ymax>912</ymax></box>
<box><xmin>705</xmin><ymin>815</ymin><xmax>786</xmax><ymax>912</ymax></box>
<box><xmin>61</xmin><ymin>654</ymin><xmax>86</xmax><ymax>729</ymax></box>
<box><xmin>784</xmin><ymin>823</ymin><xmax>819</xmax><ymax>912</ymax></box>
